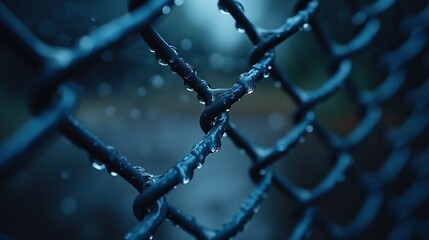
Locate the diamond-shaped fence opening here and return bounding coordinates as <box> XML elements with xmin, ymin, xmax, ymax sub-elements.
<box><xmin>1</xmin><ymin>0</ymin><xmax>429</xmax><ymax>239</ymax></box>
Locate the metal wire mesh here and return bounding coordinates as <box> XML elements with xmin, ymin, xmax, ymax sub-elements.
<box><xmin>1</xmin><ymin>0</ymin><xmax>429</xmax><ymax>239</ymax></box>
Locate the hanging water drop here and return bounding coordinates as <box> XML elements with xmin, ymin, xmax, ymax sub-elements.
<box><xmin>197</xmin><ymin>94</ymin><xmax>206</xmax><ymax>105</ymax></box>
<box><xmin>236</xmin><ymin>22</ymin><xmax>245</xmax><ymax>33</ymax></box>
<box><xmin>263</xmin><ymin>66</ymin><xmax>272</xmax><ymax>78</ymax></box>
<box><xmin>300</xmin><ymin>23</ymin><xmax>312</xmax><ymax>32</ymax></box>
<box><xmin>197</xmin><ymin>163</ymin><xmax>203</xmax><ymax>169</ymax></box>
<box><xmin>156</xmin><ymin>55</ymin><xmax>168</xmax><ymax>66</ymax></box>
<box><xmin>176</xmin><ymin>161</ymin><xmax>193</xmax><ymax>184</ymax></box>
<box><xmin>218</xmin><ymin>2</ymin><xmax>229</xmax><ymax>14</ymax></box>
<box><xmin>182</xmin><ymin>176</ymin><xmax>190</xmax><ymax>184</ymax></box>
<box><xmin>209</xmin><ymin>142</ymin><xmax>220</xmax><ymax>153</ymax></box>
<box><xmin>298</xmin><ymin>136</ymin><xmax>306</xmax><ymax>143</ymax></box>
<box><xmin>110</xmin><ymin>171</ymin><xmax>118</xmax><ymax>177</ymax></box>
<box><xmin>148</xmin><ymin>46</ymin><xmax>155</xmax><ymax>53</ymax></box>
<box><xmin>185</xmin><ymin>63</ymin><xmax>196</xmax><ymax>79</ymax></box>
<box><xmin>238</xmin><ymin>72</ymin><xmax>255</xmax><ymax>94</ymax></box>
<box><xmin>253</xmin><ymin>206</ymin><xmax>260</xmax><ymax>214</ymax></box>
<box><xmin>91</xmin><ymin>160</ymin><xmax>105</xmax><ymax>171</ymax></box>
<box><xmin>184</xmin><ymin>82</ymin><xmax>194</xmax><ymax>92</ymax></box>
<box><xmin>306</xmin><ymin>125</ymin><xmax>314</xmax><ymax>133</ymax></box>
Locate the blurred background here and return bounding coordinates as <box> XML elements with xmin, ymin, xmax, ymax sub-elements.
<box><xmin>0</xmin><ymin>0</ymin><xmax>428</xmax><ymax>239</ymax></box>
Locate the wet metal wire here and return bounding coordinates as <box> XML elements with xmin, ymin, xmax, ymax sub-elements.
<box><xmin>1</xmin><ymin>0</ymin><xmax>429</xmax><ymax>239</ymax></box>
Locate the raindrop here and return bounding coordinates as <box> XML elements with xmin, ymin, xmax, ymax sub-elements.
<box><xmin>185</xmin><ymin>63</ymin><xmax>196</xmax><ymax>79</ymax></box>
<box><xmin>208</xmin><ymin>137</ymin><xmax>221</xmax><ymax>153</ymax></box>
<box><xmin>162</xmin><ymin>5</ymin><xmax>171</xmax><ymax>15</ymax></box>
<box><xmin>300</xmin><ymin>23</ymin><xmax>312</xmax><ymax>32</ymax></box>
<box><xmin>156</xmin><ymin>55</ymin><xmax>169</xmax><ymax>66</ymax></box>
<box><xmin>306</xmin><ymin>125</ymin><xmax>314</xmax><ymax>133</ymax></box>
<box><xmin>167</xmin><ymin>46</ymin><xmax>179</xmax><ymax>64</ymax></box>
<box><xmin>89</xmin><ymin>154</ymin><xmax>106</xmax><ymax>171</ymax></box>
<box><xmin>137</xmin><ymin>86</ymin><xmax>147</xmax><ymax>96</ymax></box>
<box><xmin>177</xmin><ymin>159</ymin><xmax>193</xmax><ymax>184</ymax></box>
<box><xmin>197</xmin><ymin>94</ymin><xmax>206</xmax><ymax>105</ymax></box>
<box><xmin>184</xmin><ymin>83</ymin><xmax>194</xmax><ymax>92</ymax></box>
<box><xmin>236</xmin><ymin>22</ymin><xmax>245</xmax><ymax>33</ymax></box>
<box><xmin>148</xmin><ymin>46</ymin><xmax>155</xmax><ymax>53</ymax></box>
<box><xmin>197</xmin><ymin>163</ymin><xmax>203</xmax><ymax>169</ymax></box>
<box><xmin>151</xmin><ymin>74</ymin><xmax>164</xmax><ymax>89</ymax></box>
<box><xmin>90</xmin><ymin>17</ymin><xmax>96</xmax><ymax>22</ymax></box>
<box><xmin>239</xmin><ymin>73</ymin><xmax>255</xmax><ymax>94</ymax></box>
<box><xmin>182</xmin><ymin>176</ymin><xmax>190</xmax><ymax>184</ymax></box>
<box><xmin>218</xmin><ymin>2</ymin><xmax>229</xmax><ymax>14</ymax></box>
<box><xmin>222</xmin><ymin>132</ymin><xmax>228</xmax><ymax>138</ymax></box>
<box><xmin>253</xmin><ymin>206</ymin><xmax>260</xmax><ymax>214</ymax></box>
<box><xmin>110</xmin><ymin>171</ymin><xmax>118</xmax><ymax>177</ymax></box>
<box><xmin>298</xmin><ymin>136</ymin><xmax>306</xmax><ymax>143</ymax></box>
<box><xmin>149</xmin><ymin>235</ymin><xmax>154</xmax><ymax>240</ymax></box>
<box><xmin>263</xmin><ymin>66</ymin><xmax>272</xmax><ymax>78</ymax></box>
<box><xmin>106</xmin><ymin>145</ymin><xmax>118</xmax><ymax>155</ymax></box>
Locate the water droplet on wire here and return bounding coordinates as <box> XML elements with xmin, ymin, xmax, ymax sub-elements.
<box><xmin>236</xmin><ymin>22</ymin><xmax>245</xmax><ymax>33</ymax></box>
<box><xmin>156</xmin><ymin>55</ymin><xmax>169</xmax><ymax>66</ymax></box>
<box><xmin>300</xmin><ymin>23</ymin><xmax>312</xmax><ymax>32</ymax></box>
<box><xmin>264</xmin><ymin>66</ymin><xmax>272</xmax><ymax>78</ymax></box>
<box><xmin>91</xmin><ymin>159</ymin><xmax>106</xmax><ymax>171</ymax></box>
<box><xmin>218</xmin><ymin>2</ymin><xmax>229</xmax><ymax>14</ymax></box>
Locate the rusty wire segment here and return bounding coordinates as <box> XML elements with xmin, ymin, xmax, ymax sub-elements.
<box><xmin>1</xmin><ymin>0</ymin><xmax>429</xmax><ymax>239</ymax></box>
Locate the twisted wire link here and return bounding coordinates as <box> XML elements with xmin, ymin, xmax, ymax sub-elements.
<box><xmin>0</xmin><ymin>0</ymin><xmax>428</xmax><ymax>239</ymax></box>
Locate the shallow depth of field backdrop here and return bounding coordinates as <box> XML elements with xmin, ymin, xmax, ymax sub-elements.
<box><xmin>1</xmin><ymin>0</ymin><xmax>428</xmax><ymax>239</ymax></box>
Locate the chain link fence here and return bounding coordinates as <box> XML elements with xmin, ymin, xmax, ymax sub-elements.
<box><xmin>1</xmin><ymin>0</ymin><xmax>429</xmax><ymax>239</ymax></box>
